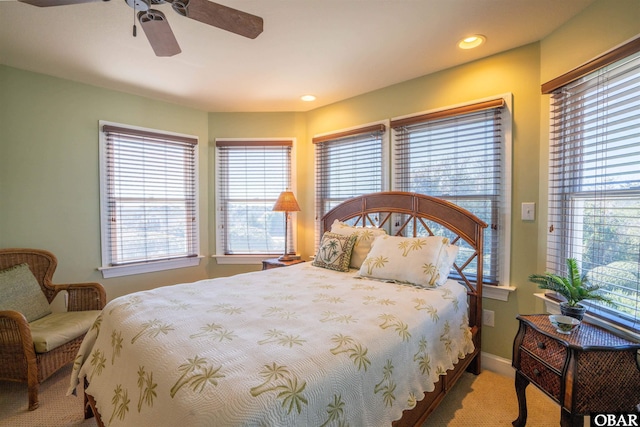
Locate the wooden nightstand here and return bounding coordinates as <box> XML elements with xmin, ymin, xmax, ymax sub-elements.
<box><xmin>261</xmin><ymin>258</ymin><xmax>305</xmax><ymax>270</ymax></box>
<box><xmin>512</xmin><ymin>314</ymin><xmax>640</xmax><ymax>427</ymax></box>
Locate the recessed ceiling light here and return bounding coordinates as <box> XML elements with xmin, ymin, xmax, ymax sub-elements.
<box><xmin>301</xmin><ymin>95</ymin><xmax>316</xmax><ymax>102</ymax></box>
<box><xmin>458</xmin><ymin>35</ymin><xmax>486</xmax><ymax>50</ymax></box>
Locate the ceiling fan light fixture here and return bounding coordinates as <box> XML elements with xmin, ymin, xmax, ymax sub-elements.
<box><xmin>301</xmin><ymin>95</ymin><xmax>316</xmax><ymax>102</ymax></box>
<box><xmin>458</xmin><ymin>34</ymin><xmax>486</xmax><ymax>50</ymax></box>
<box><xmin>126</xmin><ymin>0</ymin><xmax>150</xmax><ymax>11</ymax></box>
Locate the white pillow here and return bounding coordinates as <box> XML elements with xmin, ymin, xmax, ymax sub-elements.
<box><xmin>357</xmin><ymin>235</ymin><xmax>451</xmax><ymax>288</ymax></box>
<box><xmin>436</xmin><ymin>241</ymin><xmax>459</xmax><ymax>286</ymax></box>
<box><xmin>330</xmin><ymin>219</ymin><xmax>387</xmax><ymax>268</ymax></box>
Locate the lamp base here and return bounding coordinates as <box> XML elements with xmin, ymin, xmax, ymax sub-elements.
<box><xmin>278</xmin><ymin>254</ymin><xmax>301</xmax><ymax>261</ymax></box>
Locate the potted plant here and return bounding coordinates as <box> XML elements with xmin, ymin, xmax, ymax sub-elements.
<box><xmin>528</xmin><ymin>258</ymin><xmax>611</xmax><ymax>321</ymax></box>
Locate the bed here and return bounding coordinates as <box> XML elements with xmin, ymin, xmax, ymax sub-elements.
<box><xmin>69</xmin><ymin>191</ymin><xmax>487</xmax><ymax>426</ymax></box>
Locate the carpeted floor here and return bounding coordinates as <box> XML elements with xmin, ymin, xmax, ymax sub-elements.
<box><xmin>0</xmin><ymin>364</ymin><xmax>95</xmax><ymax>427</ymax></box>
<box><xmin>0</xmin><ymin>365</ymin><xmax>571</xmax><ymax>426</ymax></box>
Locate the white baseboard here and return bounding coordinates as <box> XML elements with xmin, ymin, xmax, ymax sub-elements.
<box><xmin>481</xmin><ymin>351</ymin><xmax>515</xmax><ymax>378</ymax></box>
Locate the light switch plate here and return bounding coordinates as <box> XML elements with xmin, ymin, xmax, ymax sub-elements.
<box><xmin>521</xmin><ymin>202</ymin><xmax>535</xmax><ymax>221</ymax></box>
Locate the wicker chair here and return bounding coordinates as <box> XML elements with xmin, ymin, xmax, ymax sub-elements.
<box><xmin>0</xmin><ymin>248</ymin><xmax>106</xmax><ymax>410</ymax></box>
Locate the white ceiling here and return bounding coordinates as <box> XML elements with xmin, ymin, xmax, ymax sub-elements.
<box><xmin>0</xmin><ymin>0</ymin><xmax>596</xmax><ymax>112</ymax></box>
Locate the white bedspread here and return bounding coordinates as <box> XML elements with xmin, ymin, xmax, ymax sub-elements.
<box><xmin>69</xmin><ymin>263</ymin><xmax>474</xmax><ymax>426</ymax></box>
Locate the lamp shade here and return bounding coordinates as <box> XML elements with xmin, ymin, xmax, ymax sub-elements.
<box><xmin>272</xmin><ymin>191</ymin><xmax>301</xmax><ymax>212</ymax></box>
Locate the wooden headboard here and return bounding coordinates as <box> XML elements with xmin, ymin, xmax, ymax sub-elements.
<box><xmin>321</xmin><ymin>191</ymin><xmax>488</xmax><ymax>346</ymax></box>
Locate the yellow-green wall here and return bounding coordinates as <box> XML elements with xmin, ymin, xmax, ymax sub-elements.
<box><xmin>0</xmin><ymin>66</ymin><xmax>211</xmax><ymax>304</ymax></box>
<box><xmin>1</xmin><ymin>0</ymin><xmax>638</xmax><ymax>359</ymax></box>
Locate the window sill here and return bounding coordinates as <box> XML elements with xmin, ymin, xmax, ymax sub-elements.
<box><xmin>535</xmin><ymin>292</ymin><xmax>640</xmax><ymax>342</ymax></box>
<box><xmin>99</xmin><ymin>256</ymin><xmax>202</xmax><ymax>278</ymax></box>
<box><xmin>483</xmin><ymin>284</ymin><xmax>516</xmax><ymax>301</ymax></box>
<box><xmin>212</xmin><ymin>254</ymin><xmax>277</xmax><ymax>265</ymax></box>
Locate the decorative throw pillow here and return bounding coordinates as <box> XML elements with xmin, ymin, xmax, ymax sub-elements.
<box><xmin>357</xmin><ymin>235</ymin><xmax>449</xmax><ymax>287</ymax></box>
<box><xmin>312</xmin><ymin>231</ymin><xmax>358</xmax><ymax>272</ymax></box>
<box><xmin>330</xmin><ymin>219</ymin><xmax>388</xmax><ymax>268</ymax></box>
<box><xmin>0</xmin><ymin>263</ymin><xmax>52</xmax><ymax>322</ymax></box>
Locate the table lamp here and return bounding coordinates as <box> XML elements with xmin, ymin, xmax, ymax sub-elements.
<box><xmin>272</xmin><ymin>190</ymin><xmax>301</xmax><ymax>261</ymax></box>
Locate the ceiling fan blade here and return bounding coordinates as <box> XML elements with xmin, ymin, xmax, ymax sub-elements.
<box><xmin>172</xmin><ymin>0</ymin><xmax>263</xmax><ymax>39</ymax></box>
<box><xmin>138</xmin><ymin>10</ymin><xmax>181</xmax><ymax>57</ymax></box>
<box><xmin>18</xmin><ymin>0</ymin><xmax>105</xmax><ymax>7</ymax></box>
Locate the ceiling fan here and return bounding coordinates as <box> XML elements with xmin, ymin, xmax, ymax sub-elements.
<box><xmin>17</xmin><ymin>0</ymin><xmax>264</xmax><ymax>57</ymax></box>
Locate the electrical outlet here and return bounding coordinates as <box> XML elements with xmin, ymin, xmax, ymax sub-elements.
<box><xmin>483</xmin><ymin>309</ymin><xmax>495</xmax><ymax>327</ymax></box>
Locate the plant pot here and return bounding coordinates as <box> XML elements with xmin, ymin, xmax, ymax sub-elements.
<box><xmin>560</xmin><ymin>302</ymin><xmax>586</xmax><ymax>321</ymax></box>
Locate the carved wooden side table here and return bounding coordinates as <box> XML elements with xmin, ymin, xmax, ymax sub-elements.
<box><xmin>512</xmin><ymin>314</ymin><xmax>640</xmax><ymax>427</ymax></box>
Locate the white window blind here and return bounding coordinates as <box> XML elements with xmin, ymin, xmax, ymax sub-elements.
<box><xmin>314</xmin><ymin>124</ymin><xmax>386</xmax><ymax>244</ymax></box>
<box><xmin>546</xmin><ymin>46</ymin><xmax>640</xmax><ymax>331</ymax></box>
<box><xmin>391</xmin><ymin>99</ymin><xmax>506</xmax><ymax>285</ymax></box>
<box><xmin>101</xmin><ymin>124</ymin><xmax>198</xmax><ymax>267</ymax></box>
<box><xmin>216</xmin><ymin>140</ymin><xmax>293</xmax><ymax>255</ymax></box>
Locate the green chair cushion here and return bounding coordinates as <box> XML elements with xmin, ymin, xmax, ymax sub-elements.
<box><xmin>29</xmin><ymin>311</ymin><xmax>101</xmax><ymax>353</ymax></box>
<box><xmin>0</xmin><ymin>263</ymin><xmax>52</xmax><ymax>322</ymax></box>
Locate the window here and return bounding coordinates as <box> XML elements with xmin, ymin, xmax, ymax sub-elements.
<box><xmin>314</xmin><ymin>123</ymin><xmax>388</xmax><ymax>243</ymax></box>
<box><xmin>216</xmin><ymin>139</ymin><xmax>294</xmax><ymax>260</ymax></box>
<box><xmin>99</xmin><ymin>122</ymin><xmax>199</xmax><ymax>278</ymax></box>
<box><xmin>544</xmin><ymin>40</ymin><xmax>640</xmax><ymax>332</ymax></box>
<box><xmin>391</xmin><ymin>97</ymin><xmax>512</xmax><ymax>287</ymax></box>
